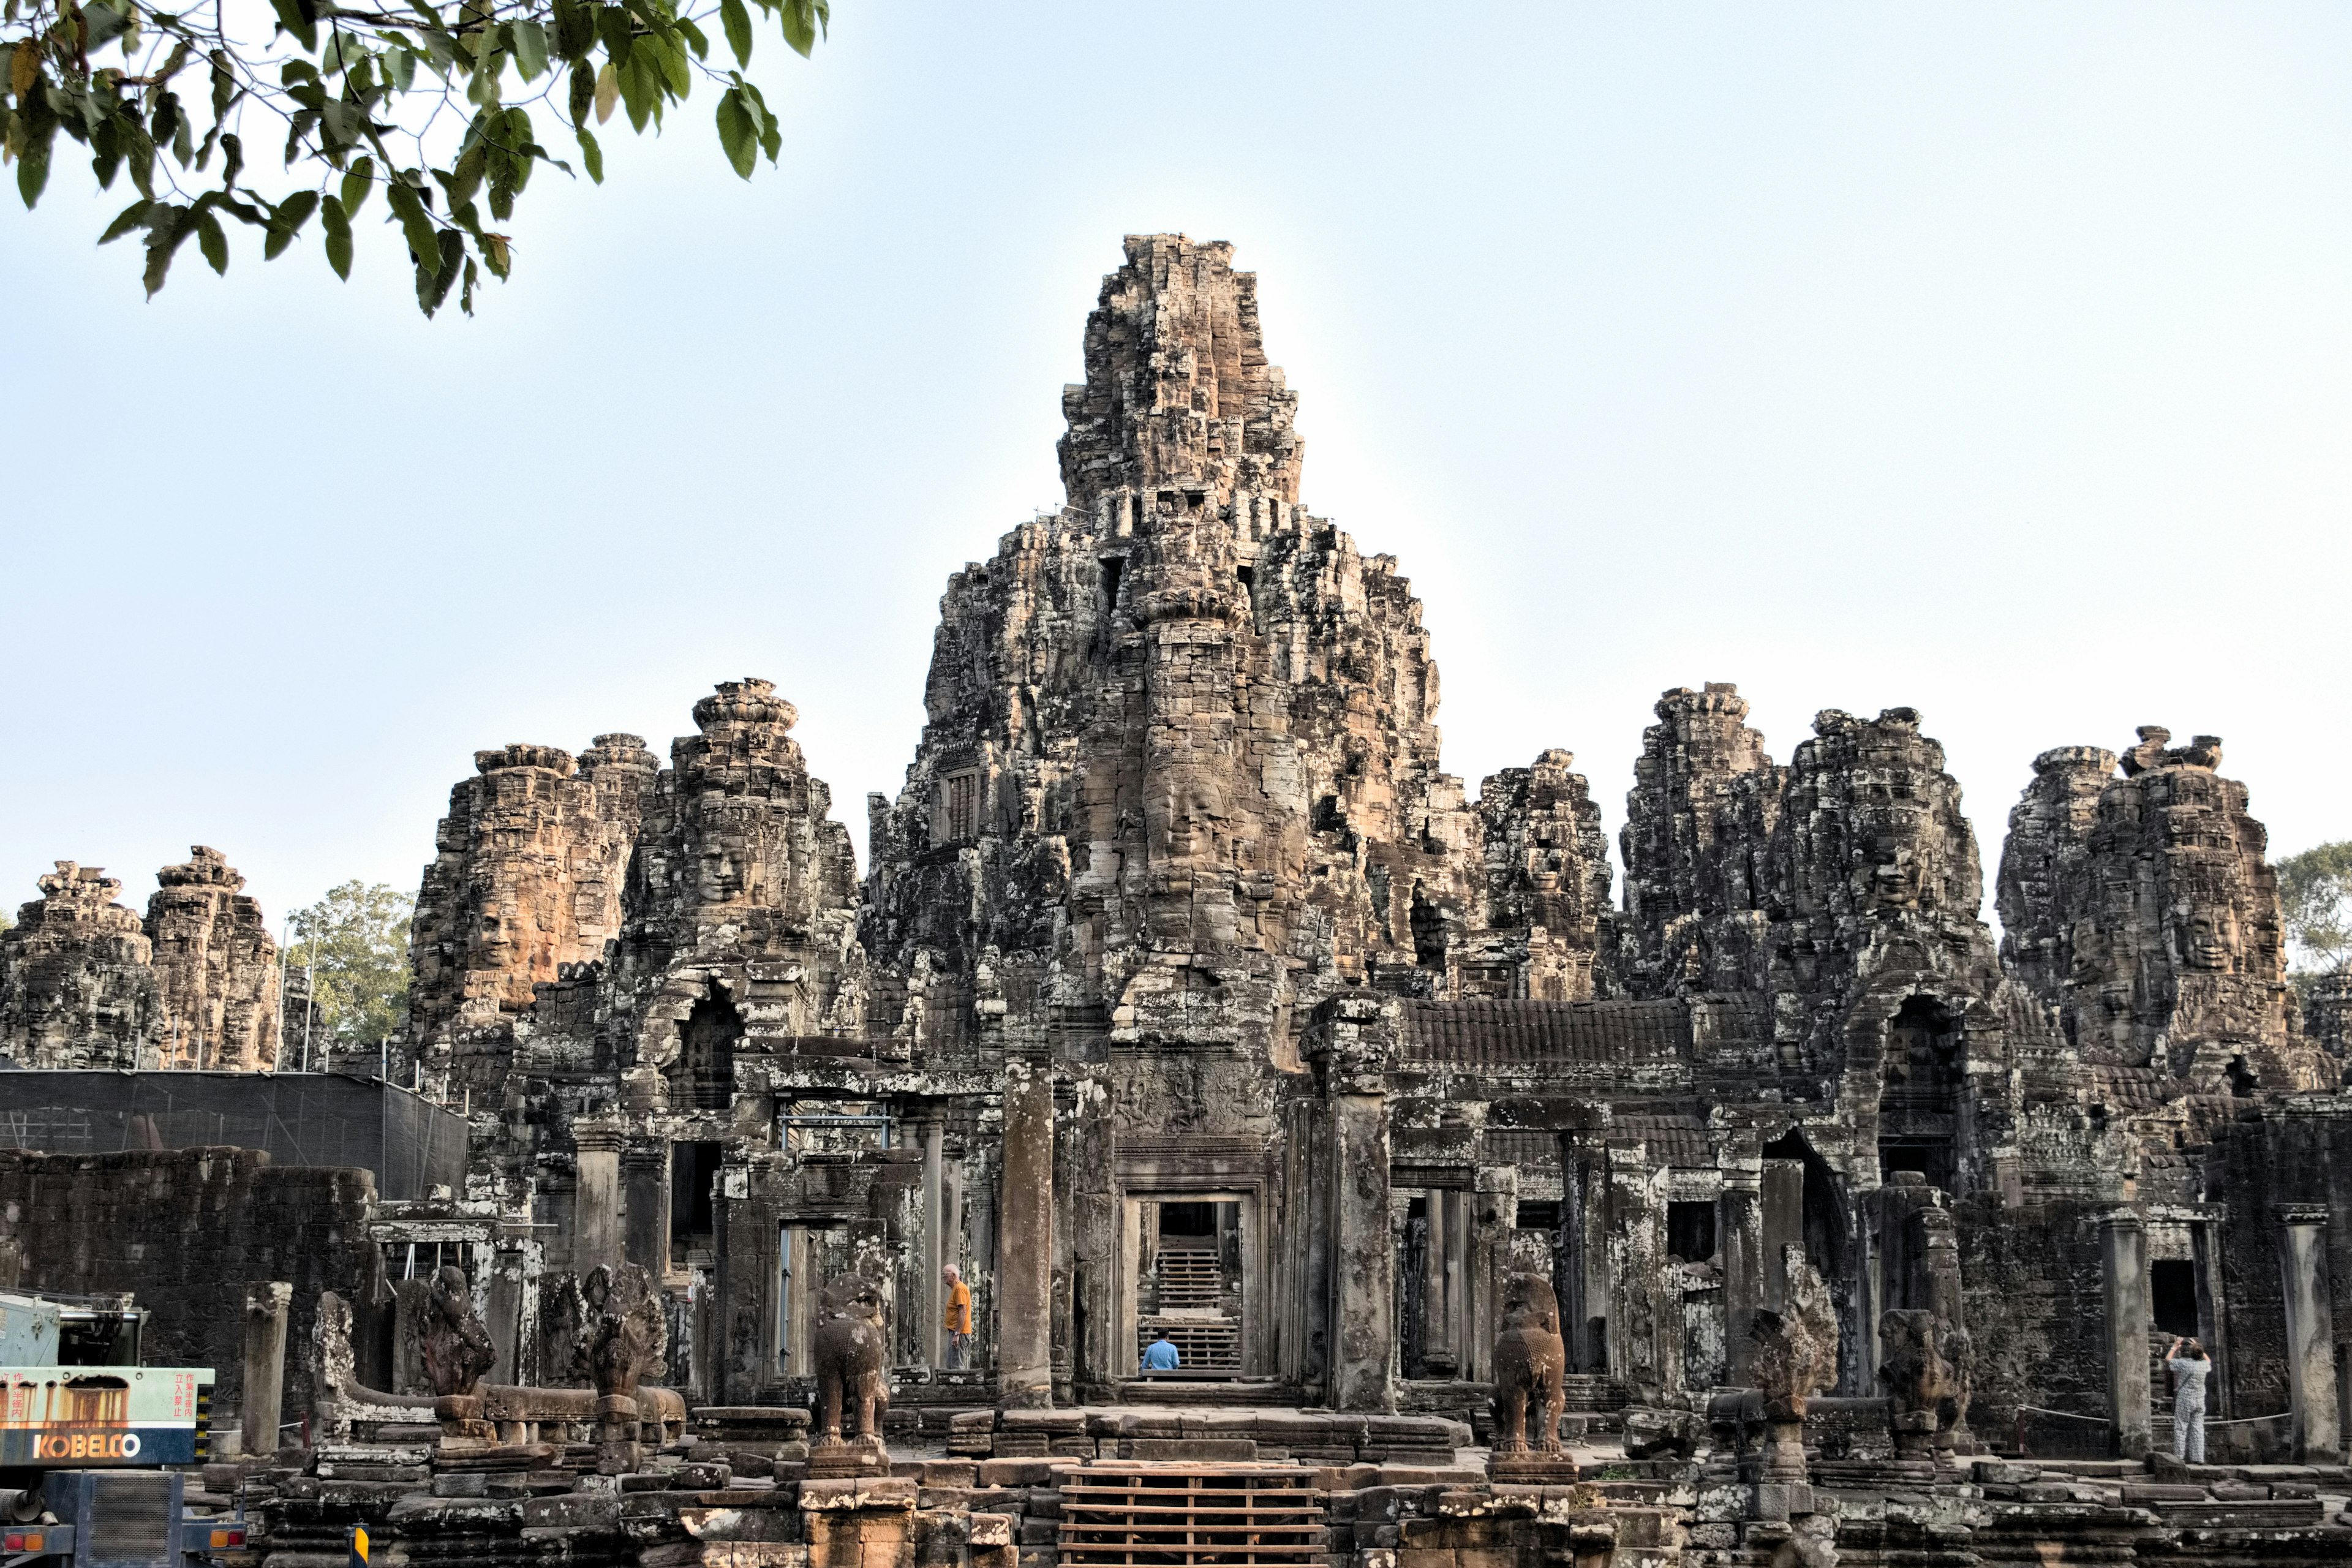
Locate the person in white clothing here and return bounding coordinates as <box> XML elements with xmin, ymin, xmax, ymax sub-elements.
<box><xmin>2166</xmin><ymin>1335</ymin><xmax>2211</xmax><ymax>1463</ymax></box>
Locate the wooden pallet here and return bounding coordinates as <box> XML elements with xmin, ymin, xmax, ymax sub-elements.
<box><xmin>1156</xmin><ymin>1248</ymin><xmax>1224</xmax><ymax>1311</ymax></box>
<box><xmin>1139</xmin><ymin>1316</ymin><xmax>1241</xmax><ymax>1371</ymax></box>
<box><xmin>1060</xmin><ymin>1465</ymin><xmax>1327</xmax><ymax>1568</ymax></box>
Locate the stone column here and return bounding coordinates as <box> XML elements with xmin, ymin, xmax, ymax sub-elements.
<box><xmin>240</xmin><ymin>1281</ymin><xmax>291</xmax><ymax>1458</ymax></box>
<box><xmin>621</xmin><ymin>1143</ymin><xmax>671</xmax><ymax>1277</ymax></box>
<box><xmin>1329</xmin><ymin>1083</ymin><xmax>1395</xmax><ymax>1412</ymax></box>
<box><xmin>997</xmin><ymin>1063</ymin><xmax>1055</xmax><ymax>1408</ymax></box>
<box><xmin>1468</xmin><ymin>1167</ymin><xmax>1516</xmax><ymax>1384</ymax></box>
<box><xmin>2279</xmin><ymin>1208</ymin><xmax>2342</xmax><ymax>1462</ymax></box>
<box><xmin>1761</xmin><ymin>1160</ymin><xmax>1804</xmax><ymax>1311</ymax></box>
<box><xmin>1721</xmin><ymin>1172</ymin><xmax>1762</xmax><ymax>1385</ymax></box>
<box><xmin>573</xmin><ymin>1121</ymin><xmax>626</xmax><ymax>1276</ymax></box>
<box><xmin>922</xmin><ymin>1119</ymin><xmax>946</xmax><ymax>1369</ymax></box>
<box><xmin>2100</xmin><ymin>1210</ymin><xmax>2151</xmax><ymax>1459</ymax></box>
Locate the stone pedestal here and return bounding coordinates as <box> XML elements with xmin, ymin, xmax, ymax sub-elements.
<box><xmin>1489</xmin><ymin>1453</ymin><xmax>1581</xmax><ymax>1484</ymax></box>
<box><xmin>240</xmin><ymin>1281</ymin><xmax>291</xmax><ymax>1458</ymax></box>
<box><xmin>805</xmin><ymin>1434</ymin><xmax>892</xmax><ymax>1479</ymax></box>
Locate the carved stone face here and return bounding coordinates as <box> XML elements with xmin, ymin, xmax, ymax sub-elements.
<box><xmin>2182</xmin><ymin>907</ymin><xmax>2239</xmax><ymax>971</ymax></box>
<box><xmin>695</xmin><ymin>837</ymin><xmax>748</xmax><ymax>905</ymax></box>
<box><xmin>1869</xmin><ymin>854</ymin><xmax>1921</xmax><ymax>910</ymax></box>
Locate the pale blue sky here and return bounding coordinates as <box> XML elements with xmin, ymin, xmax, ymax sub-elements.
<box><xmin>4</xmin><ymin>3</ymin><xmax>2348</xmax><ymax>938</ymax></box>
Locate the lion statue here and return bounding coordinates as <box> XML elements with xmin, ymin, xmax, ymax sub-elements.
<box><xmin>1490</xmin><ymin>1270</ymin><xmax>1567</xmax><ymax>1453</ymax></box>
<box><xmin>813</xmin><ymin>1274</ymin><xmax>891</xmax><ymax>1444</ymax></box>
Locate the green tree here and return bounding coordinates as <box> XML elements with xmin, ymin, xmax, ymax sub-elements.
<box><xmin>2277</xmin><ymin>840</ymin><xmax>2352</xmax><ymax>986</ymax></box>
<box><xmin>287</xmin><ymin>880</ymin><xmax>412</xmax><ymax>1055</ymax></box>
<box><xmin>2</xmin><ymin>0</ymin><xmax>826</xmax><ymax>314</ymax></box>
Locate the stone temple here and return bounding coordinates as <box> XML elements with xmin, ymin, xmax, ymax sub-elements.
<box><xmin>5</xmin><ymin>234</ymin><xmax>2352</xmax><ymax>1568</ymax></box>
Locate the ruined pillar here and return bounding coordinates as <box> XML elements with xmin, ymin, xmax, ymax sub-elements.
<box><xmin>1330</xmin><ymin>1085</ymin><xmax>1396</xmax><ymax>1411</ymax></box>
<box><xmin>621</xmin><ymin>1144</ymin><xmax>670</xmax><ymax>1276</ymax></box>
<box><xmin>573</xmin><ymin>1121</ymin><xmax>625</xmax><ymax>1276</ymax></box>
<box><xmin>1721</xmin><ymin>1171</ymin><xmax>1763</xmax><ymax>1385</ymax></box>
<box><xmin>2278</xmin><ymin>1208</ymin><xmax>2342</xmax><ymax>1462</ymax></box>
<box><xmin>240</xmin><ymin>1281</ymin><xmax>291</xmax><ymax>1458</ymax></box>
<box><xmin>922</xmin><ymin>1119</ymin><xmax>946</xmax><ymax>1369</ymax></box>
<box><xmin>1468</xmin><ymin>1166</ymin><xmax>1516</xmax><ymax>1384</ymax></box>
<box><xmin>2100</xmin><ymin>1210</ymin><xmax>2152</xmax><ymax>1458</ymax></box>
<box><xmin>997</xmin><ymin>1064</ymin><xmax>1055</xmax><ymax>1408</ymax></box>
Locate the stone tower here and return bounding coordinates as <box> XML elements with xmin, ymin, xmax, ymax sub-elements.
<box><xmin>862</xmin><ymin>233</ymin><xmax>1485</xmax><ymax>1055</ymax></box>
<box><xmin>405</xmin><ymin>734</ymin><xmax>658</xmax><ymax>1085</ymax></box>
<box><xmin>0</xmin><ymin>863</ymin><xmax>160</xmax><ymax>1068</ymax></box>
<box><xmin>1999</xmin><ymin>726</ymin><xmax>2315</xmax><ymax>1088</ymax></box>
<box><xmin>144</xmin><ymin>845</ymin><xmax>281</xmax><ymax>1070</ymax></box>
<box><xmin>1618</xmin><ymin>683</ymin><xmax>1783</xmax><ymax>998</ymax></box>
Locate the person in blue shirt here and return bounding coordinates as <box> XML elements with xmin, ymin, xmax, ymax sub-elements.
<box><xmin>1142</xmin><ymin>1332</ymin><xmax>1182</xmax><ymax>1371</ymax></box>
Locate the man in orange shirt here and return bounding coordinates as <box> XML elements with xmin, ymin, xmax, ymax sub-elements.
<box><xmin>943</xmin><ymin>1264</ymin><xmax>973</xmax><ymax>1369</ymax></box>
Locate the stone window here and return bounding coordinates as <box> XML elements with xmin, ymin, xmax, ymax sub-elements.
<box><xmin>1667</xmin><ymin>1200</ymin><xmax>1717</xmax><ymax>1263</ymax></box>
<box><xmin>941</xmin><ymin>771</ymin><xmax>981</xmax><ymax>842</ymax></box>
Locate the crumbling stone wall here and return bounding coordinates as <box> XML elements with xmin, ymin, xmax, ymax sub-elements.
<box><xmin>0</xmin><ymin>1147</ymin><xmax>379</xmax><ymax>1425</ymax></box>
<box><xmin>145</xmin><ymin>845</ymin><xmax>281</xmax><ymax>1070</ymax></box>
<box><xmin>0</xmin><ymin>862</ymin><xmax>160</xmax><ymax>1068</ymax></box>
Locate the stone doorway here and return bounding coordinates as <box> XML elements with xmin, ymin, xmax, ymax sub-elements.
<box><xmin>1120</xmin><ymin>1194</ymin><xmax>1251</xmax><ymax>1379</ymax></box>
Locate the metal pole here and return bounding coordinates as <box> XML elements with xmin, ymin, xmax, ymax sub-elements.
<box><xmin>276</xmin><ymin>918</ymin><xmax>290</xmax><ymax>1071</ymax></box>
<box><xmin>301</xmin><ymin>906</ymin><xmax>318</xmax><ymax>1074</ymax></box>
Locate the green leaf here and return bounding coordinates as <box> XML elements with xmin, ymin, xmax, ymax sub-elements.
<box><xmin>321</xmin><ymin>190</ymin><xmax>353</xmax><ymax>277</ymax></box>
<box><xmin>595</xmin><ymin>6</ymin><xmax>631</xmax><ymax>66</ymax></box>
<box><xmin>97</xmin><ymin>195</ymin><xmax>151</xmax><ymax>241</ymax></box>
<box><xmin>459</xmin><ymin>254</ymin><xmax>477</xmax><ymax>315</ymax></box>
<box><xmin>15</xmin><ymin>126</ymin><xmax>48</xmax><ymax>208</ymax></box>
<box><xmin>780</xmin><ymin>0</ymin><xmax>819</xmax><ymax>58</ymax></box>
<box><xmin>268</xmin><ymin>0</ymin><xmax>318</xmax><ymax>51</ymax></box>
<box><xmin>718</xmin><ymin>0</ymin><xmax>750</xmax><ymax>66</ymax></box>
<box><xmin>655</xmin><ymin>32</ymin><xmax>689</xmax><ymax>94</ymax></box>
<box><xmin>208</xmin><ymin>49</ymin><xmax>233</xmax><ymax>122</ymax></box>
<box><xmin>508</xmin><ymin>19</ymin><xmax>547</xmax><ymax>80</ymax></box>
<box><xmin>567</xmin><ymin>61</ymin><xmax>592</xmax><ymax>124</ymax></box>
<box><xmin>593</xmin><ymin>58</ymin><xmax>617</xmax><ymax>123</ymax></box>
<box><xmin>341</xmin><ymin>153</ymin><xmax>372</xmax><ymax>216</ymax></box>
<box><xmin>675</xmin><ymin>15</ymin><xmax>707</xmax><ymax>61</ymax></box>
<box><xmin>413</xmin><ymin>225</ymin><xmax>463</xmax><ymax>314</ymax></box>
<box><xmin>385</xmin><ymin>176</ymin><xmax>440</xmax><ymax>271</ymax></box>
<box><xmin>263</xmin><ymin>187</ymin><xmax>318</xmax><ymax>258</ymax></box>
<box><xmin>714</xmin><ymin>85</ymin><xmax>754</xmax><ymax>179</ymax></box>
<box><xmin>194</xmin><ymin>205</ymin><xmax>228</xmax><ymax>273</ymax></box>
<box><xmin>219</xmin><ymin>129</ymin><xmax>241</xmax><ymax>188</ymax></box>
<box><xmin>574</xmin><ymin>124</ymin><xmax>601</xmax><ymax>183</ymax></box>
<box><xmin>140</xmin><ymin>203</ymin><xmax>189</xmax><ymax>295</ymax></box>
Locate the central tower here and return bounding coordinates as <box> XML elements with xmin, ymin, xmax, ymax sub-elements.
<box><xmin>862</xmin><ymin>235</ymin><xmax>1482</xmax><ymax>1061</ymax></box>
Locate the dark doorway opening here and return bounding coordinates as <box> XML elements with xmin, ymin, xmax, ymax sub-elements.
<box><xmin>1877</xmin><ymin>996</ymin><xmax>1962</xmax><ymax>1190</ymax></box>
<box><xmin>1158</xmin><ymin>1200</ymin><xmax>1215</xmax><ymax>1237</ymax></box>
<box><xmin>676</xmin><ymin>992</ymin><xmax>741</xmax><ymax>1110</ymax></box>
<box><xmin>672</xmin><ymin>1140</ymin><xmax>722</xmax><ymax>1253</ymax></box>
<box><xmin>2152</xmin><ymin>1259</ymin><xmax>2199</xmax><ymax>1338</ymax></box>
